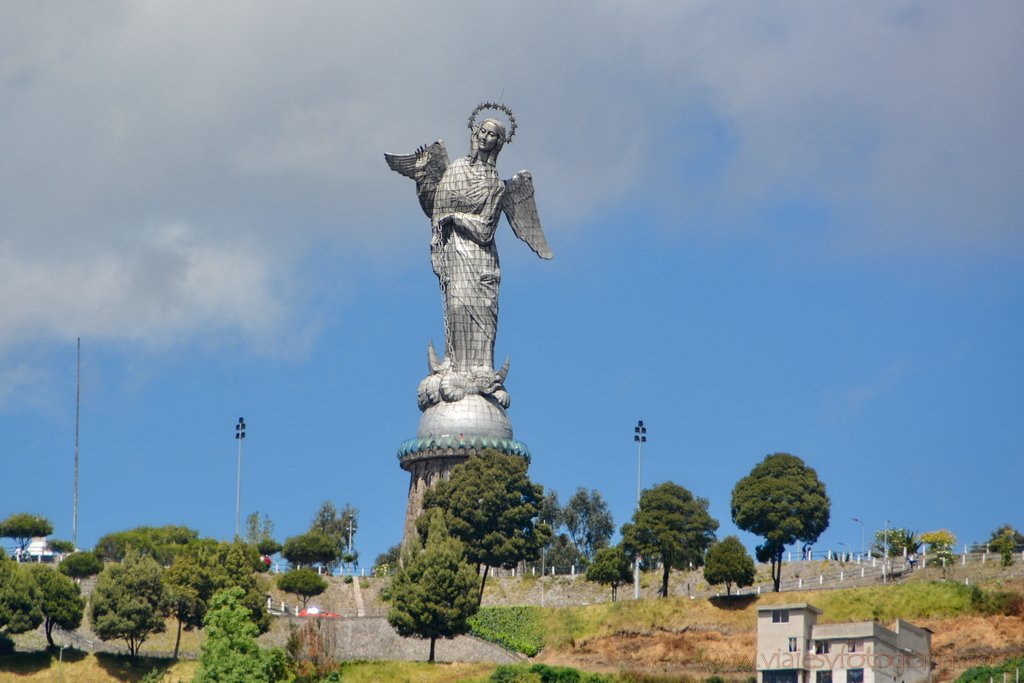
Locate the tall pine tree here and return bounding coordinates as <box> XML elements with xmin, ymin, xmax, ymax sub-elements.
<box><xmin>385</xmin><ymin>511</ymin><xmax>479</xmax><ymax>662</ymax></box>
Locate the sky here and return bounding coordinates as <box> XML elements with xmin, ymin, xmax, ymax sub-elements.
<box><xmin>1</xmin><ymin>1</ymin><xmax>1022</xmax><ymax>568</ymax></box>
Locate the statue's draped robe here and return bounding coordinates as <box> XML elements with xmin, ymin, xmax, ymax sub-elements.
<box><xmin>430</xmin><ymin>156</ymin><xmax>506</xmax><ymax>373</ymax></box>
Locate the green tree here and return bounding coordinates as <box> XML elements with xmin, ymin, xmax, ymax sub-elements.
<box><xmin>384</xmin><ymin>511</ymin><xmax>479</xmax><ymax>663</ymax></box>
<box><xmin>731</xmin><ymin>453</ymin><xmax>830</xmax><ymax>592</ymax></box>
<box><xmin>872</xmin><ymin>528</ymin><xmax>920</xmax><ymax>558</ymax></box>
<box><xmin>95</xmin><ymin>525</ymin><xmax>198</xmax><ymax>564</ymax></box>
<box><xmin>562</xmin><ymin>487</ymin><xmax>615</xmax><ymax>563</ymax></box>
<box><xmin>244</xmin><ymin>511</ymin><xmax>273</xmax><ymax>546</ymax></box>
<box><xmin>0</xmin><ymin>558</ymin><xmax>42</xmax><ymax>635</ymax></box>
<box><xmin>47</xmin><ymin>539</ymin><xmax>76</xmax><ymax>554</ymax></box>
<box><xmin>988</xmin><ymin>525</ymin><xmax>1022</xmax><ymax>567</ymax></box>
<box><xmin>545</xmin><ymin>533</ymin><xmax>583</xmax><ymax>574</ymax></box>
<box><xmin>921</xmin><ymin>529</ymin><xmax>957</xmax><ymax>577</ymax></box>
<box><xmin>537</xmin><ymin>490</ymin><xmax>562</xmax><ymax>531</ymax></box>
<box><xmin>281</xmin><ymin>532</ymin><xmax>339</xmax><ymax>570</ymax></box>
<box><xmin>535</xmin><ymin>490</ymin><xmax>565</xmax><ymax>572</ymax></box>
<box><xmin>988</xmin><ymin>524</ymin><xmax>1024</xmax><ymax>548</ymax></box>
<box><xmin>899</xmin><ymin>529</ymin><xmax>922</xmax><ymax>556</ymax></box>
<box><xmin>27</xmin><ymin>564</ymin><xmax>85</xmax><ymax>646</ymax></box>
<box><xmin>163</xmin><ymin>580</ymin><xmax>201</xmax><ymax>661</ymax></box>
<box><xmin>586</xmin><ymin>545</ymin><xmax>632</xmax><ymax>601</ymax></box>
<box><xmin>244</xmin><ymin>512</ymin><xmax>283</xmax><ymax>562</ymax></box>
<box><xmin>276</xmin><ymin>568</ymin><xmax>328</xmax><ymax>609</ymax></box>
<box><xmin>0</xmin><ymin>513</ymin><xmax>53</xmax><ymax>553</ymax></box>
<box><xmin>194</xmin><ymin>587</ymin><xmax>287</xmax><ymax>683</ymax></box>
<box><xmin>990</xmin><ymin>533</ymin><xmax>1015</xmax><ymax>568</ymax></box>
<box><xmin>90</xmin><ymin>550</ymin><xmax>167</xmax><ymax>658</ymax></box>
<box><xmin>58</xmin><ymin>551</ymin><xmax>105</xmax><ymax>581</ymax></box>
<box><xmin>373</xmin><ymin>544</ymin><xmax>402</xmax><ymax>576</ymax></box>
<box><xmin>421</xmin><ymin>450</ymin><xmax>550</xmax><ymax>605</ymax></box>
<box><xmin>308</xmin><ymin>501</ymin><xmax>358</xmax><ymax>574</ymax></box>
<box><xmin>703</xmin><ymin>536</ymin><xmax>756</xmax><ymax>596</ymax></box>
<box><xmin>164</xmin><ymin>539</ymin><xmax>270</xmax><ymax>659</ymax></box>
<box><xmin>621</xmin><ymin>481</ymin><xmax>718</xmax><ymax>598</ymax></box>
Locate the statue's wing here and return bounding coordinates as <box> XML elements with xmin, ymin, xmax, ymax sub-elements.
<box><xmin>503</xmin><ymin>171</ymin><xmax>553</xmax><ymax>259</ymax></box>
<box><xmin>385</xmin><ymin>140</ymin><xmax>449</xmax><ymax>218</ymax></box>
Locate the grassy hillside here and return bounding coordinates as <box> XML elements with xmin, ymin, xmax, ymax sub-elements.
<box><xmin>2</xmin><ymin>571</ymin><xmax>1021</xmax><ymax>682</ymax></box>
<box><xmin>530</xmin><ymin>579</ymin><xmax>1022</xmax><ymax>651</ymax></box>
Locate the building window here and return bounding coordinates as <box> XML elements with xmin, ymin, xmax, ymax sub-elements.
<box><xmin>788</xmin><ymin>637</ymin><xmax>798</xmax><ymax>653</ymax></box>
<box><xmin>816</xmin><ymin>640</ymin><xmax>831</xmax><ymax>654</ymax></box>
<box><xmin>848</xmin><ymin>639</ymin><xmax>862</xmax><ymax>653</ymax></box>
<box><xmin>846</xmin><ymin>668</ymin><xmax>864</xmax><ymax>683</ymax></box>
<box><xmin>816</xmin><ymin>671</ymin><xmax>833</xmax><ymax>683</ymax></box>
<box><xmin>772</xmin><ymin>609</ymin><xmax>790</xmax><ymax>623</ymax></box>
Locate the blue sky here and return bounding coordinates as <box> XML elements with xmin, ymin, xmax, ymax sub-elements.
<box><xmin>2</xmin><ymin>2</ymin><xmax>1021</xmax><ymax>567</ymax></box>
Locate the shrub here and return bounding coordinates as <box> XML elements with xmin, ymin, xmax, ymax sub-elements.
<box><xmin>957</xmin><ymin>655</ymin><xmax>1024</xmax><ymax>682</ymax></box>
<box><xmin>529</xmin><ymin>663</ymin><xmax>612</xmax><ymax>682</ymax></box>
<box><xmin>58</xmin><ymin>551</ymin><xmax>104</xmax><ymax>580</ymax></box>
<box><xmin>488</xmin><ymin>664</ymin><xmax>612</xmax><ymax>683</ymax></box>
<box><xmin>490</xmin><ymin>666</ymin><xmax>542</xmax><ymax>683</ymax></box>
<box><xmin>968</xmin><ymin>585</ymin><xmax>1023</xmax><ymax>616</ymax></box>
<box><xmin>469</xmin><ymin>606</ymin><xmax>545</xmax><ymax>656</ymax></box>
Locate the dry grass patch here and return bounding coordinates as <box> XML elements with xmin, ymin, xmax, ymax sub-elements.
<box><xmin>0</xmin><ymin>651</ymin><xmax>197</xmax><ymax>682</ymax></box>
<box><xmin>336</xmin><ymin>660</ymin><xmax>495</xmax><ymax>682</ymax></box>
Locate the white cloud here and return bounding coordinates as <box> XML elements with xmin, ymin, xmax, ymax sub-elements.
<box><xmin>640</xmin><ymin>2</ymin><xmax>1024</xmax><ymax>252</ymax></box>
<box><xmin>0</xmin><ymin>224</ymin><xmax>296</xmax><ymax>352</ymax></box>
<box><xmin>0</xmin><ymin>1</ymin><xmax>1020</xmax><ymax>365</ymax></box>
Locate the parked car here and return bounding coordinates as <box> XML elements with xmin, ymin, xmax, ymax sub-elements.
<box><xmin>298</xmin><ymin>606</ymin><xmax>340</xmax><ymax>618</ymax></box>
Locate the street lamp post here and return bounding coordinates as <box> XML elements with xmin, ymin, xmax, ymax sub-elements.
<box><xmin>883</xmin><ymin>519</ymin><xmax>891</xmax><ymax>583</ymax></box>
<box><xmin>235</xmin><ymin>417</ymin><xmax>246</xmax><ymax>539</ymax></box>
<box><xmin>851</xmin><ymin>517</ymin><xmax>865</xmax><ymax>557</ymax></box>
<box><xmin>633</xmin><ymin>420</ymin><xmax>646</xmax><ymax>600</ymax></box>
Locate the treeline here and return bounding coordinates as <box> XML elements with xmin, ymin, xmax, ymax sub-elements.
<box><xmin>0</xmin><ymin>500</ymin><xmax>368</xmax><ymax>682</ymax></box>
<box><xmin>378</xmin><ymin>450</ymin><xmax>825</xmax><ymax>662</ymax></box>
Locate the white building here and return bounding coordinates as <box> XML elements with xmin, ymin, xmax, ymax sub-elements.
<box><xmin>17</xmin><ymin>537</ymin><xmax>58</xmax><ymax>563</ymax></box>
<box><xmin>756</xmin><ymin>603</ymin><xmax>931</xmax><ymax>683</ymax></box>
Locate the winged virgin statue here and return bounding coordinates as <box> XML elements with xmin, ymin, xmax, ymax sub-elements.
<box><xmin>386</xmin><ymin>103</ymin><xmax>552</xmax><ymax>412</ymax></box>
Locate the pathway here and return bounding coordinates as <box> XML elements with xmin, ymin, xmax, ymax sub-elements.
<box><xmin>351</xmin><ymin>576</ymin><xmax>366</xmax><ymax>617</ymax></box>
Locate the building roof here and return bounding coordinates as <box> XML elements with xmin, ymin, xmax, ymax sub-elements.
<box><xmin>813</xmin><ymin>621</ymin><xmax>889</xmax><ymax>640</ymax></box>
<box><xmin>756</xmin><ymin>603</ymin><xmax>823</xmax><ymax>614</ymax></box>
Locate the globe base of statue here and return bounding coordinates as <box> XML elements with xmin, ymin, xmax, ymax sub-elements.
<box><xmin>418</xmin><ymin>394</ymin><xmax>512</xmax><ymax>440</ymax></box>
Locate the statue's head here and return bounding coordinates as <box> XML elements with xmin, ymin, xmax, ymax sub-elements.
<box><xmin>470</xmin><ymin>118</ymin><xmax>506</xmax><ymax>162</ymax></box>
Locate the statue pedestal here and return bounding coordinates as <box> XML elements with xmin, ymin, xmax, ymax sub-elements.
<box><xmin>397</xmin><ymin>395</ymin><xmax>530</xmax><ymax>546</ymax></box>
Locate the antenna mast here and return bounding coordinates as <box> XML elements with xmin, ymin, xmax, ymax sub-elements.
<box><xmin>73</xmin><ymin>337</ymin><xmax>80</xmax><ymax>549</ymax></box>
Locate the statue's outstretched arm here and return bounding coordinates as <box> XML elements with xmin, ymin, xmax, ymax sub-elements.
<box><xmin>503</xmin><ymin>172</ymin><xmax>553</xmax><ymax>259</ymax></box>
<box><xmin>384</xmin><ymin>140</ymin><xmax>449</xmax><ymax>219</ymax></box>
